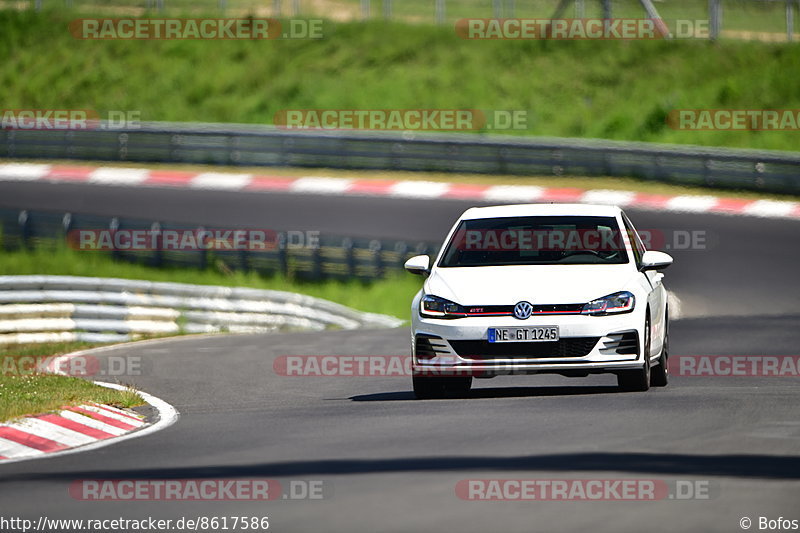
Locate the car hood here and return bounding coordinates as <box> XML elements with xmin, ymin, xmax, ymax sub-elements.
<box><xmin>424</xmin><ymin>264</ymin><xmax>637</xmax><ymax>305</ymax></box>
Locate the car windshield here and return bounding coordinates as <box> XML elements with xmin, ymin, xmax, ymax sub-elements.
<box><xmin>438</xmin><ymin>215</ymin><xmax>630</xmax><ymax>267</ymax></box>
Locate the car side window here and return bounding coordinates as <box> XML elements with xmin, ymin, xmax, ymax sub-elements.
<box><xmin>621</xmin><ymin>215</ymin><xmax>645</xmax><ymax>266</ymax></box>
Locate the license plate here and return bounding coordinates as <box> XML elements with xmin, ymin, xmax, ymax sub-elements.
<box><xmin>488</xmin><ymin>326</ymin><xmax>559</xmax><ymax>343</ymax></box>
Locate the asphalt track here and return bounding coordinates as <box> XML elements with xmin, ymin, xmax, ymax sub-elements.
<box><xmin>1</xmin><ymin>179</ymin><xmax>799</xmax><ymax>532</ymax></box>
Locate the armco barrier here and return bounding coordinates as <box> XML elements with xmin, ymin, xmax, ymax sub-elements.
<box><xmin>0</xmin><ymin>275</ymin><xmax>403</xmax><ymax>345</ymax></box>
<box><xmin>2</xmin><ymin>122</ymin><xmax>799</xmax><ymax>194</ymax></box>
<box><xmin>0</xmin><ymin>207</ymin><xmax>439</xmax><ymax>281</ymax></box>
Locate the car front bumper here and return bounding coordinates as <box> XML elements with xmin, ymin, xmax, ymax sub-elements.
<box><xmin>412</xmin><ymin>311</ymin><xmax>646</xmax><ymax>377</ymax></box>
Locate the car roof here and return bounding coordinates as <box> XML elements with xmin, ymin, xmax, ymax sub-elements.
<box><xmin>459</xmin><ymin>203</ymin><xmax>624</xmax><ymax>220</ymax></box>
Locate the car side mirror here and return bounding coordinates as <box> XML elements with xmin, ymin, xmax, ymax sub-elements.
<box><xmin>640</xmin><ymin>250</ymin><xmax>673</xmax><ymax>271</ymax></box>
<box><xmin>404</xmin><ymin>255</ymin><xmax>430</xmax><ymax>276</ymax></box>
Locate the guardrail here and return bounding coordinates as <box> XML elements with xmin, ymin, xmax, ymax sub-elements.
<box><xmin>2</xmin><ymin>122</ymin><xmax>799</xmax><ymax>194</ymax></box>
<box><xmin>0</xmin><ymin>207</ymin><xmax>439</xmax><ymax>281</ymax></box>
<box><xmin>0</xmin><ymin>275</ymin><xmax>404</xmax><ymax>345</ymax></box>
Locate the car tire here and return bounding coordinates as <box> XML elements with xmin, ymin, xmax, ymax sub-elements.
<box><xmin>412</xmin><ymin>375</ymin><xmax>472</xmax><ymax>399</ymax></box>
<box><xmin>650</xmin><ymin>312</ymin><xmax>669</xmax><ymax>387</ymax></box>
<box><xmin>617</xmin><ymin>315</ymin><xmax>651</xmax><ymax>392</ymax></box>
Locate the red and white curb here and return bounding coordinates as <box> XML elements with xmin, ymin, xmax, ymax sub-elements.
<box><xmin>1</xmin><ymin>162</ymin><xmax>799</xmax><ymax>220</ymax></box>
<box><xmin>0</xmin><ymin>402</ymin><xmax>147</xmax><ymax>462</ymax></box>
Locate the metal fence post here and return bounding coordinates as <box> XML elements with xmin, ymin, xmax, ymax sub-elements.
<box><xmin>311</xmin><ymin>246</ymin><xmax>323</xmax><ymax>279</ymax></box>
<box><xmin>278</xmin><ymin>232</ymin><xmax>288</xmax><ymax>276</ymax></box>
<box><xmin>343</xmin><ymin>238</ymin><xmax>355</xmax><ymax>278</ymax></box>
<box><xmin>435</xmin><ymin>0</ymin><xmax>445</xmax><ymax>24</ymax></box>
<box><xmin>383</xmin><ymin>0</ymin><xmax>392</xmax><ymax>19</ymax></box>
<box><xmin>109</xmin><ymin>217</ymin><xmax>120</xmax><ymax>261</ymax></box>
<box><xmin>61</xmin><ymin>213</ymin><xmax>72</xmax><ymax>241</ymax></box>
<box><xmin>151</xmin><ymin>222</ymin><xmax>163</xmax><ymax>267</ymax></box>
<box><xmin>370</xmin><ymin>240</ymin><xmax>383</xmax><ymax>278</ymax></box>
<box><xmin>394</xmin><ymin>242</ymin><xmax>408</xmax><ymax>270</ymax></box>
<box><xmin>197</xmin><ymin>226</ymin><xmax>207</xmax><ymax>270</ymax></box>
<box><xmin>361</xmin><ymin>0</ymin><xmax>369</xmax><ymax>19</ymax></box>
<box><xmin>239</xmin><ymin>247</ymin><xmax>249</xmax><ymax>272</ymax></box>
<box><xmin>602</xmin><ymin>0</ymin><xmax>612</xmax><ymax>19</ymax></box>
<box><xmin>18</xmin><ymin>210</ymin><xmax>30</xmax><ymax>250</ymax></box>
<box><xmin>788</xmin><ymin>0</ymin><xmax>795</xmax><ymax>42</ymax></box>
<box><xmin>273</xmin><ymin>0</ymin><xmax>281</xmax><ymax>16</ymax></box>
<box><xmin>575</xmin><ymin>0</ymin><xmax>584</xmax><ymax>18</ymax></box>
<box><xmin>709</xmin><ymin>0</ymin><xmax>721</xmax><ymax>40</ymax></box>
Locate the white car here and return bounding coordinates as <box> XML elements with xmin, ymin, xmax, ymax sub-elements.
<box><xmin>404</xmin><ymin>203</ymin><xmax>673</xmax><ymax>399</ymax></box>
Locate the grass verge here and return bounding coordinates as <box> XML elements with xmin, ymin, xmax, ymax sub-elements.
<box><xmin>0</xmin><ymin>341</ymin><xmax>144</xmax><ymax>423</ymax></box>
<box><xmin>1</xmin><ymin>11</ymin><xmax>799</xmax><ymax>152</ymax></box>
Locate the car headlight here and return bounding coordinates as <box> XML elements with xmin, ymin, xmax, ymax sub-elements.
<box><xmin>420</xmin><ymin>295</ymin><xmax>467</xmax><ymax>319</ymax></box>
<box><xmin>581</xmin><ymin>291</ymin><xmax>635</xmax><ymax>316</ymax></box>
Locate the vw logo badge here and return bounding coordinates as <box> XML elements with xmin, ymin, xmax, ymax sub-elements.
<box><xmin>513</xmin><ymin>301</ymin><xmax>533</xmax><ymax>320</ymax></box>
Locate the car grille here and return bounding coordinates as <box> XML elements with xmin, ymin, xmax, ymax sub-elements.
<box><xmin>460</xmin><ymin>303</ymin><xmax>585</xmax><ymax>316</ymax></box>
<box><xmin>449</xmin><ymin>337</ymin><xmax>600</xmax><ymax>359</ymax></box>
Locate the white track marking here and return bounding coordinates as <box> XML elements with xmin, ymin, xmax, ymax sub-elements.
<box><xmin>389</xmin><ymin>180</ymin><xmax>450</xmax><ymax>198</ymax></box>
<box><xmin>581</xmin><ymin>189</ymin><xmax>636</xmax><ymax>206</ymax></box>
<box><xmin>743</xmin><ymin>200</ymin><xmax>798</xmax><ymax>218</ymax></box>
<box><xmin>483</xmin><ymin>185</ymin><xmax>545</xmax><ymax>202</ymax></box>
<box><xmin>88</xmin><ymin>167</ymin><xmax>150</xmax><ymax>186</ymax></box>
<box><xmin>190</xmin><ymin>172</ymin><xmax>252</xmax><ymax>190</ymax></box>
<box><xmin>291</xmin><ymin>177</ymin><xmax>353</xmax><ymax>194</ymax></box>
<box><xmin>0</xmin><ymin>163</ymin><xmax>51</xmax><ymax>181</ymax></box>
<box><xmin>665</xmin><ymin>195</ymin><xmax>719</xmax><ymax>212</ymax></box>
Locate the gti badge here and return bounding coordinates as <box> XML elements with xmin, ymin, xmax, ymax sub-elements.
<box><xmin>513</xmin><ymin>301</ymin><xmax>533</xmax><ymax>320</ymax></box>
